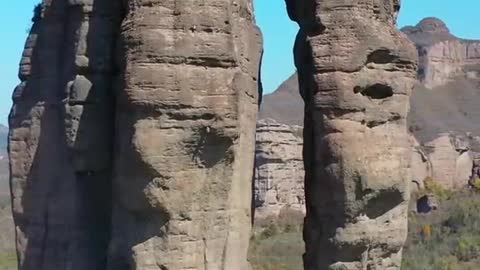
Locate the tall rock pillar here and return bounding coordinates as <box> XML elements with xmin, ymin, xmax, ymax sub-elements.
<box><xmin>9</xmin><ymin>1</ymin><xmax>122</xmax><ymax>269</ymax></box>
<box><xmin>286</xmin><ymin>0</ymin><xmax>418</xmax><ymax>269</ymax></box>
<box><xmin>108</xmin><ymin>1</ymin><xmax>262</xmax><ymax>270</ymax></box>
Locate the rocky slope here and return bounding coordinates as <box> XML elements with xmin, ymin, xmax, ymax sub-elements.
<box><xmin>405</xmin><ymin>18</ymin><xmax>480</xmax><ymax>189</ymax></box>
<box><xmin>258</xmin><ymin>74</ymin><xmax>303</xmax><ymax>126</ymax></box>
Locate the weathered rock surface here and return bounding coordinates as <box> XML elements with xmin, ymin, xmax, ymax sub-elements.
<box><xmin>287</xmin><ymin>0</ymin><xmax>418</xmax><ymax>269</ymax></box>
<box><xmin>424</xmin><ymin>134</ymin><xmax>470</xmax><ymax>188</ymax></box>
<box><xmin>410</xmin><ymin>136</ymin><xmax>432</xmax><ymax>192</ymax></box>
<box><xmin>9</xmin><ymin>1</ymin><xmax>121</xmax><ymax>269</ymax></box>
<box><xmin>254</xmin><ymin>119</ymin><xmax>304</xmax><ymax>218</ymax></box>
<box><xmin>109</xmin><ymin>1</ymin><xmax>262</xmax><ymax>270</ymax></box>
<box><xmin>9</xmin><ymin>1</ymin><xmax>262</xmax><ymax>270</ymax></box>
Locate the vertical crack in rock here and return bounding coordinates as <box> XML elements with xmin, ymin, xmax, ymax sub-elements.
<box><xmin>108</xmin><ymin>1</ymin><xmax>262</xmax><ymax>269</ymax></box>
<box><xmin>9</xmin><ymin>1</ymin><xmax>123</xmax><ymax>269</ymax></box>
<box><xmin>287</xmin><ymin>1</ymin><xmax>418</xmax><ymax>269</ymax></box>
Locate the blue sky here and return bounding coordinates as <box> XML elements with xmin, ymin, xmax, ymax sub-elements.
<box><xmin>0</xmin><ymin>1</ymin><xmax>479</xmax><ymax>125</ymax></box>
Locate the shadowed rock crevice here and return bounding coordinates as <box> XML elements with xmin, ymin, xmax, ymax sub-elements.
<box><xmin>363</xmin><ymin>189</ymin><xmax>405</xmax><ymax>219</ymax></box>
<box><xmin>9</xmin><ymin>1</ymin><xmax>124</xmax><ymax>269</ymax></box>
<box><xmin>367</xmin><ymin>49</ymin><xmax>398</xmax><ymax>64</ymax></box>
<box><xmin>192</xmin><ymin>127</ymin><xmax>234</xmax><ymax>169</ymax></box>
<box><xmin>354</xmin><ymin>84</ymin><xmax>394</xmax><ymax>99</ymax></box>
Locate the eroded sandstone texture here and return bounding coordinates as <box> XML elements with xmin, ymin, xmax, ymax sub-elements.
<box><xmin>403</xmin><ymin>18</ymin><xmax>480</xmax><ymax>89</ymax></box>
<box><xmin>254</xmin><ymin>119</ymin><xmax>304</xmax><ymax>218</ymax></box>
<box><xmin>108</xmin><ymin>1</ymin><xmax>262</xmax><ymax>269</ymax></box>
<box><xmin>286</xmin><ymin>0</ymin><xmax>418</xmax><ymax>269</ymax></box>
<box><xmin>9</xmin><ymin>1</ymin><xmax>122</xmax><ymax>269</ymax></box>
<box><xmin>9</xmin><ymin>1</ymin><xmax>262</xmax><ymax>270</ymax></box>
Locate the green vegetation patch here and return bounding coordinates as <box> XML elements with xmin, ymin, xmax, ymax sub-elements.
<box><xmin>402</xmin><ymin>189</ymin><xmax>480</xmax><ymax>270</ymax></box>
<box><xmin>249</xmin><ymin>190</ymin><xmax>480</xmax><ymax>270</ymax></box>
<box><xmin>0</xmin><ymin>252</ymin><xmax>17</xmax><ymax>270</ymax></box>
<box><xmin>249</xmin><ymin>207</ymin><xmax>305</xmax><ymax>270</ymax></box>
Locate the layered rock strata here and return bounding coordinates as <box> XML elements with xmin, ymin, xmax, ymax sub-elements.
<box><xmin>403</xmin><ymin>18</ymin><xmax>480</xmax><ymax>89</ymax></box>
<box><xmin>9</xmin><ymin>1</ymin><xmax>122</xmax><ymax>269</ymax></box>
<box><xmin>286</xmin><ymin>0</ymin><xmax>418</xmax><ymax>269</ymax></box>
<box><xmin>254</xmin><ymin>119</ymin><xmax>304</xmax><ymax>218</ymax></box>
<box><xmin>109</xmin><ymin>1</ymin><xmax>262</xmax><ymax>270</ymax></box>
<box><xmin>9</xmin><ymin>1</ymin><xmax>262</xmax><ymax>270</ymax></box>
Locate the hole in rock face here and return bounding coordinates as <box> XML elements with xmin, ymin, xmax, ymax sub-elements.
<box><xmin>417</xmin><ymin>195</ymin><xmax>438</xmax><ymax>214</ymax></box>
<box><xmin>192</xmin><ymin>127</ymin><xmax>234</xmax><ymax>168</ymax></box>
<box><xmin>354</xmin><ymin>84</ymin><xmax>394</xmax><ymax>99</ymax></box>
<box><xmin>417</xmin><ymin>68</ymin><xmax>425</xmax><ymax>79</ymax></box>
<box><xmin>364</xmin><ymin>189</ymin><xmax>404</xmax><ymax>219</ymax></box>
<box><xmin>366</xmin><ymin>49</ymin><xmax>397</xmax><ymax>64</ymax></box>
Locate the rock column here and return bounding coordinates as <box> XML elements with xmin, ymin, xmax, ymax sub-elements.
<box><xmin>108</xmin><ymin>1</ymin><xmax>262</xmax><ymax>269</ymax></box>
<box><xmin>286</xmin><ymin>0</ymin><xmax>418</xmax><ymax>269</ymax></box>
<box><xmin>9</xmin><ymin>1</ymin><xmax>122</xmax><ymax>269</ymax></box>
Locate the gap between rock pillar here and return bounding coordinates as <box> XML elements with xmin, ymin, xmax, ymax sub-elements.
<box><xmin>286</xmin><ymin>0</ymin><xmax>418</xmax><ymax>269</ymax></box>
<box><xmin>108</xmin><ymin>1</ymin><xmax>262</xmax><ymax>269</ymax></box>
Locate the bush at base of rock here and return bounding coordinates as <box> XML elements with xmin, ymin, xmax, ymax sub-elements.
<box><xmin>254</xmin><ymin>206</ymin><xmax>304</xmax><ymax>237</ymax></box>
<box><xmin>402</xmin><ymin>189</ymin><xmax>480</xmax><ymax>270</ymax></box>
<box><xmin>249</xmin><ymin>190</ymin><xmax>480</xmax><ymax>270</ymax></box>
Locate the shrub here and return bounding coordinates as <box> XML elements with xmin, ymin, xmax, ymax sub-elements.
<box><xmin>255</xmin><ymin>206</ymin><xmax>304</xmax><ymax>238</ymax></box>
<box><xmin>423</xmin><ymin>177</ymin><xmax>452</xmax><ymax>200</ymax></box>
<box><xmin>402</xmin><ymin>189</ymin><xmax>480</xmax><ymax>269</ymax></box>
<box><xmin>472</xmin><ymin>178</ymin><xmax>480</xmax><ymax>190</ymax></box>
<box><xmin>260</xmin><ymin>223</ymin><xmax>279</xmax><ymax>239</ymax></box>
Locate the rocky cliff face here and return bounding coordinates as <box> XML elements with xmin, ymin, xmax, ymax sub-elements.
<box><xmin>9</xmin><ymin>1</ymin><xmax>261</xmax><ymax>270</ymax></box>
<box><xmin>402</xmin><ymin>18</ymin><xmax>480</xmax><ymax>89</ymax></box>
<box><xmin>287</xmin><ymin>0</ymin><xmax>418</xmax><ymax>269</ymax></box>
<box><xmin>405</xmin><ymin>18</ymin><xmax>480</xmax><ymax>188</ymax></box>
<box><xmin>254</xmin><ymin>119</ymin><xmax>304</xmax><ymax>219</ymax></box>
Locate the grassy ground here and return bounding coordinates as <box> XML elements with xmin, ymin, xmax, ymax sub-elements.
<box><xmin>402</xmin><ymin>189</ymin><xmax>480</xmax><ymax>270</ymax></box>
<box><xmin>0</xmin><ymin>252</ymin><xmax>16</xmax><ymax>270</ymax></box>
<box><xmin>0</xmin><ymin>200</ymin><xmax>16</xmax><ymax>270</ymax></box>
<box><xmin>249</xmin><ymin>231</ymin><xmax>303</xmax><ymax>270</ymax></box>
<box><xmin>249</xmin><ymin>189</ymin><xmax>480</xmax><ymax>270</ymax></box>
<box><xmin>249</xmin><ymin>207</ymin><xmax>304</xmax><ymax>270</ymax></box>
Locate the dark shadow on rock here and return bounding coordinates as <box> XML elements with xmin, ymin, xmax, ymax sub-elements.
<box><xmin>9</xmin><ymin>1</ymin><xmax>122</xmax><ymax>269</ymax></box>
